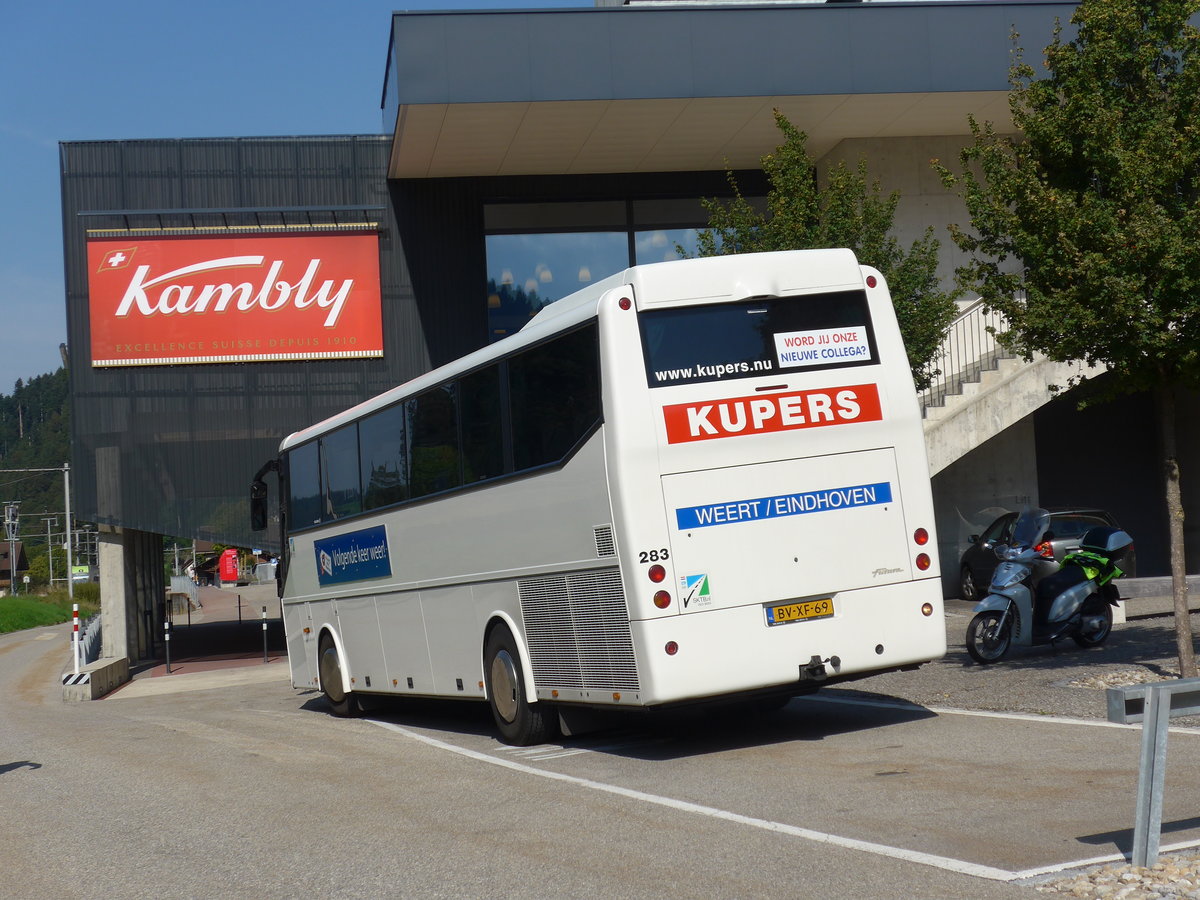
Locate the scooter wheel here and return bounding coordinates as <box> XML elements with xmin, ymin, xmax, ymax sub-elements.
<box><xmin>1072</xmin><ymin>596</ymin><xmax>1114</xmax><ymax>648</ymax></box>
<box><xmin>967</xmin><ymin>610</ymin><xmax>1013</xmax><ymax>664</ymax></box>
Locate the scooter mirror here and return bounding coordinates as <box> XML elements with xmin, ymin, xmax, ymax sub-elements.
<box><xmin>993</xmin><ymin>543</ymin><xmax>1009</xmax><ymax>560</ymax></box>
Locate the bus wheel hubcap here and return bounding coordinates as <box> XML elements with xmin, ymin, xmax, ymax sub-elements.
<box><xmin>320</xmin><ymin>646</ymin><xmax>344</xmax><ymax>703</ymax></box>
<box><xmin>490</xmin><ymin>649</ymin><xmax>519</xmax><ymax>723</ymax></box>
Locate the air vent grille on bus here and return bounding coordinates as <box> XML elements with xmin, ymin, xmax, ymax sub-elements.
<box><xmin>518</xmin><ymin>569</ymin><xmax>640</xmax><ymax>692</ymax></box>
<box><xmin>593</xmin><ymin>525</ymin><xmax>616</xmax><ymax>558</ymax></box>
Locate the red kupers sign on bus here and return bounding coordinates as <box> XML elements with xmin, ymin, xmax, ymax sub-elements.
<box><xmin>86</xmin><ymin>233</ymin><xmax>383</xmax><ymax>367</ymax></box>
<box><xmin>662</xmin><ymin>383</ymin><xmax>883</xmax><ymax>444</ymax></box>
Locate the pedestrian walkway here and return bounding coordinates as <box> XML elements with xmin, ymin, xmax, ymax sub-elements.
<box><xmin>131</xmin><ymin>582</ymin><xmax>286</xmax><ymax>680</ymax></box>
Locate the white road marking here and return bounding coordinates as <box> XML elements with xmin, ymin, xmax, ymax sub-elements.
<box><xmin>804</xmin><ymin>694</ymin><xmax>1200</xmax><ymax>735</ymax></box>
<box><xmin>370</xmin><ymin>719</ymin><xmax>1015</xmax><ymax>882</ymax></box>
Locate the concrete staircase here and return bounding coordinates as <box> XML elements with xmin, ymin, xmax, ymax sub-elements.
<box><xmin>919</xmin><ymin>299</ymin><xmax>1103</xmax><ymax>474</ymax></box>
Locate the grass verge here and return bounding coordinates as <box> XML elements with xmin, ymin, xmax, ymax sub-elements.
<box><xmin>0</xmin><ymin>586</ymin><xmax>101</xmax><ymax>635</ymax></box>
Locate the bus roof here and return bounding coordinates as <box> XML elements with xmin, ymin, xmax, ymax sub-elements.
<box><xmin>279</xmin><ymin>248</ymin><xmax>866</xmax><ymax>452</ymax></box>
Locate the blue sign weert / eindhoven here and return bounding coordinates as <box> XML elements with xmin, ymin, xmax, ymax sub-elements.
<box><xmin>314</xmin><ymin>525</ymin><xmax>392</xmax><ymax>586</ymax></box>
<box><xmin>675</xmin><ymin>481</ymin><xmax>892</xmax><ymax>530</ymax></box>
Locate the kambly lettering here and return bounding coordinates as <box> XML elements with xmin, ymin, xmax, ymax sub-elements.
<box><xmin>662</xmin><ymin>383</ymin><xmax>882</xmax><ymax>444</ymax></box>
<box><xmin>113</xmin><ymin>256</ymin><xmax>354</xmax><ymax>327</ymax></box>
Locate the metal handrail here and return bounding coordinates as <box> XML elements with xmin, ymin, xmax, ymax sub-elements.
<box><xmin>920</xmin><ymin>297</ymin><xmax>1013</xmax><ymax>412</ymax></box>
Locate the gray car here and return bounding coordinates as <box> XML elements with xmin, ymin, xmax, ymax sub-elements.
<box><xmin>958</xmin><ymin>507</ymin><xmax>1136</xmax><ymax>602</ymax></box>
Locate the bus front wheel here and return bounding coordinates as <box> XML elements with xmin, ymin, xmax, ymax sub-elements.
<box><xmin>484</xmin><ymin>625</ymin><xmax>557</xmax><ymax>746</ymax></box>
<box><xmin>318</xmin><ymin>633</ymin><xmax>359</xmax><ymax>717</ymax></box>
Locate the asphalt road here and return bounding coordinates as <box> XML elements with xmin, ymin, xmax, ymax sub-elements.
<box><xmin>2</xmin><ymin>606</ymin><xmax>1199</xmax><ymax>900</ymax></box>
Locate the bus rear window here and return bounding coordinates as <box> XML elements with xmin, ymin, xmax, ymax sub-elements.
<box><xmin>640</xmin><ymin>290</ymin><xmax>877</xmax><ymax>388</ymax></box>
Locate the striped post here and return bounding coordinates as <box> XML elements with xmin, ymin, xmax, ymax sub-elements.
<box><xmin>262</xmin><ymin>606</ymin><xmax>268</xmax><ymax>663</ymax></box>
<box><xmin>72</xmin><ymin>603</ymin><xmax>80</xmax><ymax>675</ymax></box>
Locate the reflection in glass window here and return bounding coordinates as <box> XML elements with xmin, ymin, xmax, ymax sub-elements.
<box><xmin>409</xmin><ymin>385</ymin><xmax>462</xmax><ymax>498</ymax></box>
<box><xmin>360</xmin><ymin>405</ymin><xmax>409</xmax><ymax>511</ymax></box>
<box><xmin>460</xmin><ymin>366</ymin><xmax>505</xmax><ymax>482</ymax></box>
<box><xmin>322</xmin><ymin>426</ymin><xmax>362</xmax><ymax>521</ymax></box>
<box><xmin>287</xmin><ymin>441</ymin><xmax>321</xmax><ymax>529</ymax></box>
<box><xmin>486</xmin><ymin>232</ymin><xmax>628</xmax><ymax>341</ymax></box>
<box><xmin>635</xmin><ymin>228</ymin><xmax>700</xmax><ymax>264</ymax></box>
<box><xmin>510</xmin><ymin>325</ymin><xmax>601</xmax><ymax>471</ymax></box>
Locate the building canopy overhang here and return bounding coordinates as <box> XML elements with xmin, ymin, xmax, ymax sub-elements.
<box><xmin>384</xmin><ymin>2</ymin><xmax>1080</xmax><ymax>179</ymax></box>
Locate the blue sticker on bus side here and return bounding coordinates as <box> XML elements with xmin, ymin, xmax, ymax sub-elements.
<box><xmin>313</xmin><ymin>525</ymin><xmax>392</xmax><ymax>586</ymax></box>
<box><xmin>675</xmin><ymin>482</ymin><xmax>892</xmax><ymax>530</ymax></box>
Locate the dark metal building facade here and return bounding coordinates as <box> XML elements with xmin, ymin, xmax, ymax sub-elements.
<box><xmin>60</xmin><ymin>135</ymin><xmax>760</xmax><ymax>550</ymax></box>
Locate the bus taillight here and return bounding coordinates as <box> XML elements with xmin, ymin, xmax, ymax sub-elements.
<box><xmin>916</xmin><ymin>553</ymin><xmax>931</xmax><ymax>571</ymax></box>
<box><xmin>665</xmin><ymin>641</ymin><xmax>679</xmax><ymax>656</ymax></box>
<box><xmin>653</xmin><ymin>590</ymin><xmax>672</xmax><ymax>609</ymax></box>
<box><xmin>914</xmin><ymin>527</ymin><xmax>929</xmax><ymax>545</ymax></box>
<box><xmin>648</xmin><ymin>564</ymin><xmax>666</xmax><ymax>583</ymax></box>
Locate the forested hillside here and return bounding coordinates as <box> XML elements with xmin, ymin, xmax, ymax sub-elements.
<box><xmin>0</xmin><ymin>370</ymin><xmax>71</xmax><ymax>584</ymax></box>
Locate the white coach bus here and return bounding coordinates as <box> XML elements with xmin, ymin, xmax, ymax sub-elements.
<box><xmin>251</xmin><ymin>249</ymin><xmax>945</xmax><ymax>745</ymax></box>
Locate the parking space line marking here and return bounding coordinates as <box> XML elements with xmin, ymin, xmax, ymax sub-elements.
<box><xmin>805</xmin><ymin>694</ymin><xmax>1200</xmax><ymax>735</ymax></box>
<box><xmin>369</xmin><ymin>719</ymin><xmax>1015</xmax><ymax>882</ymax></box>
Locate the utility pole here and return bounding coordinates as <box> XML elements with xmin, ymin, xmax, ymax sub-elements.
<box><xmin>0</xmin><ymin>466</ymin><xmax>73</xmax><ymax>600</ymax></box>
<box><xmin>43</xmin><ymin>517</ymin><xmax>58</xmax><ymax>586</ymax></box>
<box><xmin>4</xmin><ymin>502</ymin><xmax>19</xmax><ymax>595</ymax></box>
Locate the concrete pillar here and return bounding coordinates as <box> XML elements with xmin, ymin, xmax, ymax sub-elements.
<box><xmin>97</xmin><ymin>526</ymin><xmax>165</xmax><ymax>662</ymax></box>
<box><xmin>98</xmin><ymin>529</ymin><xmax>127</xmax><ymax>660</ymax></box>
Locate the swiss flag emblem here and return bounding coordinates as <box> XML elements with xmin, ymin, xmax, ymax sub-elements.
<box><xmin>97</xmin><ymin>248</ymin><xmax>136</xmax><ymax>272</ymax></box>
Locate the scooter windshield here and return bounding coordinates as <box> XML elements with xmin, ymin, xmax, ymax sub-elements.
<box><xmin>1011</xmin><ymin>508</ymin><xmax>1051</xmax><ymax>549</ymax></box>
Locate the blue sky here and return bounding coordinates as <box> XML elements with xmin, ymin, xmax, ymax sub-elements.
<box><xmin>0</xmin><ymin>0</ymin><xmax>591</xmax><ymax>392</ymax></box>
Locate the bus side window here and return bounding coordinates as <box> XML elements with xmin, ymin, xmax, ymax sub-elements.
<box><xmin>360</xmin><ymin>403</ymin><xmax>410</xmax><ymax>510</ymax></box>
<box><xmin>509</xmin><ymin>324</ymin><xmax>600</xmax><ymax>471</ymax></box>
<box><xmin>409</xmin><ymin>384</ymin><xmax>463</xmax><ymax>498</ymax></box>
<box><xmin>460</xmin><ymin>365</ymin><xmax>506</xmax><ymax>482</ymax></box>
<box><xmin>321</xmin><ymin>424</ymin><xmax>362</xmax><ymax>521</ymax></box>
<box><xmin>287</xmin><ymin>441</ymin><xmax>322</xmax><ymax>529</ymax></box>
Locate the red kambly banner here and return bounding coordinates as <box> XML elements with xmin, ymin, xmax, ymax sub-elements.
<box><xmin>86</xmin><ymin>233</ymin><xmax>383</xmax><ymax>367</ymax></box>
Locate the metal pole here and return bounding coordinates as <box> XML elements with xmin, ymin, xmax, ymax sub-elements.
<box><xmin>163</xmin><ymin>618</ymin><xmax>172</xmax><ymax>675</ymax></box>
<box><xmin>1132</xmin><ymin>685</ymin><xmax>1172</xmax><ymax>867</ymax></box>
<box><xmin>262</xmin><ymin>606</ymin><xmax>268</xmax><ymax>663</ymax></box>
<box><xmin>63</xmin><ymin>464</ymin><xmax>73</xmax><ymax>601</ymax></box>
<box><xmin>45</xmin><ymin>518</ymin><xmax>54</xmax><ymax>588</ymax></box>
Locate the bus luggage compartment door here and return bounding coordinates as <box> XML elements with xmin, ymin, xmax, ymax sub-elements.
<box><xmin>660</xmin><ymin>448</ymin><xmax>911</xmax><ymax>613</ymax></box>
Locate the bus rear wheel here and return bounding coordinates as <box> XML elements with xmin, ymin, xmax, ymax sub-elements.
<box><xmin>319</xmin><ymin>633</ymin><xmax>359</xmax><ymax>717</ymax></box>
<box><xmin>484</xmin><ymin>625</ymin><xmax>557</xmax><ymax>746</ymax></box>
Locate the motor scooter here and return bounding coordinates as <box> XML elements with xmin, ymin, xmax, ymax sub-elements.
<box><xmin>966</xmin><ymin>507</ymin><xmax>1132</xmax><ymax>664</ymax></box>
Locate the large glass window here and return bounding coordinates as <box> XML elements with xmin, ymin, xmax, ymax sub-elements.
<box><xmin>486</xmin><ymin>233</ymin><xmax>627</xmax><ymax>340</ymax></box>
<box><xmin>484</xmin><ymin>198</ymin><xmax>763</xmax><ymax>342</ymax></box>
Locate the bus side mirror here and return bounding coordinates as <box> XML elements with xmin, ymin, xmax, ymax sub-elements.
<box><xmin>250</xmin><ymin>480</ymin><xmax>269</xmax><ymax>532</ymax></box>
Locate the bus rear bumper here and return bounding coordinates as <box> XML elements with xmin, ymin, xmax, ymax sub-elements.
<box><xmin>627</xmin><ymin>578</ymin><xmax>945</xmax><ymax>707</ymax></box>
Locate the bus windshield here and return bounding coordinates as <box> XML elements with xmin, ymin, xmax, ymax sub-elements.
<box><xmin>640</xmin><ymin>289</ymin><xmax>877</xmax><ymax>388</ymax></box>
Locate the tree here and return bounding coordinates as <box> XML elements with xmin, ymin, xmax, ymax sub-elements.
<box><xmin>688</xmin><ymin>110</ymin><xmax>960</xmax><ymax>391</ymax></box>
<box><xmin>936</xmin><ymin>0</ymin><xmax>1200</xmax><ymax>675</ymax></box>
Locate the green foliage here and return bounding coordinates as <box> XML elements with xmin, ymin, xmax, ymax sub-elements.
<box><xmin>688</xmin><ymin>110</ymin><xmax>960</xmax><ymax>390</ymax></box>
<box><xmin>936</xmin><ymin>0</ymin><xmax>1200</xmax><ymax>393</ymax></box>
<box><xmin>0</xmin><ymin>368</ymin><xmax>70</xmax><ymax>517</ymax></box>
<box><xmin>0</xmin><ymin>587</ymin><xmax>99</xmax><ymax>634</ymax></box>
